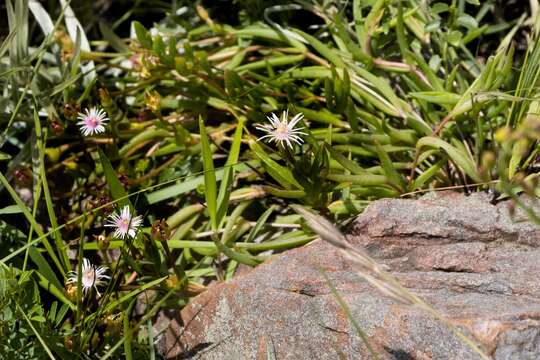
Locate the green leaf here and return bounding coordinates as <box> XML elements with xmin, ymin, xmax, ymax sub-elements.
<box><xmin>250</xmin><ymin>141</ymin><xmax>303</xmax><ymax>190</ymax></box>
<box><xmin>98</xmin><ymin>149</ymin><xmax>130</xmax><ymax>208</ymax></box>
<box><xmin>152</xmin><ymin>34</ymin><xmax>166</xmax><ymax>59</ymax></box>
<box><xmin>336</xmin><ymin>68</ymin><xmax>350</xmax><ymax>113</ymax></box>
<box><xmin>447</xmin><ymin>30</ymin><xmax>463</xmax><ymax>47</ymax></box>
<box><xmin>325</xmin><ymin>77</ymin><xmax>334</xmax><ymax>111</ymax></box>
<box><xmin>199</xmin><ymin>117</ymin><xmax>218</xmax><ymax>230</ymax></box>
<box><xmin>293</xmin><ymin>29</ymin><xmax>345</xmax><ymax>68</ymax></box>
<box><xmin>373</xmin><ymin>141</ymin><xmax>405</xmax><ymax>192</ymax></box>
<box><xmin>431</xmin><ymin>3</ymin><xmax>449</xmax><ymax>13</ymax></box>
<box><xmin>0</xmin><ymin>205</ymin><xmax>22</xmax><ymax>214</ymax></box>
<box><xmin>295</xmin><ymin>107</ymin><xmax>346</xmax><ymax>127</ymax></box>
<box><xmin>217</xmin><ymin>119</ymin><xmax>244</xmax><ymax>226</ymax></box>
<box><xmin>55</xmin><ymin>304</ymin><xmax>70</xmax><ymax>326</ymax></box>
<box><xmin>411</xmin><ymin>157</ymin><xmax>447</xmax><ymax>191</ymax></box>
<box><xmin>246</xmin><ymin>205</ymin><xmax>275</xmax><ymax>243</ymax></box>
<box><xmin>230</xmin><ymin>26</ymin><xmax>307</xmax><ymax>52</ymax></box>
<box><xmin>0</xmin><ymin>28</ymin><xmax>17</xmax><ymax>59</ymax></box>
<box><xmin>328</xmin><ymin>147</ymin><xmax>366</xmax><ymax>175</ymax></box>
<box><xmin>224</xmin><ymin>69</ymin><xmax>241</xmax><ymax>98</ymax></box>
<box><xmin>261</xmin><ymin>186</ymin><xmax>305</xmax><ymax>198</ymax></box>
<box><xmin>235</xmin><ymin>54</ymin><xmax>305</xmax><ymax>73</ymax></box>
<box><xmin>147</xmin><ymin>171</ymin><xmax>224</xmax><ymax>205</ymax></box>
<box><xmin>133</xmin><ymin>21</ymin><xmax>152</xmax><ymax>49</ymax></box>
<box><xmin>214</xmin><ymin>240</ymin><xmax>260</xmax><ymax>266</ymax></box>
<box><xmin>34</xmin><ymin>104</ymin><xmax>69</xmax><ymax>272</ymax></box>
<box><xmin>50</xmin><ymin>73</ymin><xmax>82</xmax><ymax>96</ymax></box>
<box><xmin>326</xmin><ymin>173</ymin><xmax>389</xmax><ymax>186</ymax></box>
<box><xmin>353</xmin><ymin>0</ymin><xmax>367</xmax><ymax>48</ymax></box>
<box><xmin>410</xmin><ymin>91</ymin><xmax>460</xmax><ymax>106</ymax></box>
<box><xmin>416</xmin><ymin>137</ymin><xmax>481</xmax><ymax>182</ymax></box>
<box><xmin>119</xmin><ymin>128</ymin><xmax>171</xmax><ymax>157</ymax></box>
<box><xmin>328</xmin><ymin>199</ymin><xmax>369</xmax><ymax>216</ymax></box>
<box><xmin>396</xmin><ymin>0</ymin><xmax>411</xmax><ymax>64</ymax></box>
<box><xmin>425</xmin><ymin>19</ymin><xmax>441</xmax><ymax>32</ymax></box>
<box><xmin>346</xmin><ymin>101</ymin><xmax>359</xmax><ymax>132</ymax></box>
<box><xmin>28</xmin><ymin>247</ymin><xmax>62</xmax><ymax>292</ymax></box>
<box><xmin>333</xmin><ymin>14</ymin><xmax>371</xmax><ymax>64</ymax></box>
<box><xmin>457</xmin><ymin>14</ymin><xmax>478</xmax><ymax>30</ymax></box>
<box><xmin>220</xmin><ymin>201</ymin><xmax>250</xmax><ymax>246</ymax></box>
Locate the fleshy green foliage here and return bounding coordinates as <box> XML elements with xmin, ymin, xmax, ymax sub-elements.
<box><xmin>0</xmin><ymin>0</ymin><xmax>539</xmax><ymax>357</ymax></box>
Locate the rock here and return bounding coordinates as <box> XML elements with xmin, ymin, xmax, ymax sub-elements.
<box><xmin>156</xmin><ymin>192</ymin><xmax>540</xmax><ymax>359</ymax></box>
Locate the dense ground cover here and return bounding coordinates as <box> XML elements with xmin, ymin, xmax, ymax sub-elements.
<box><xmin>1</xmin><ymin>0</ymin><xmax>539</xmax><ymax>358</ymax></box>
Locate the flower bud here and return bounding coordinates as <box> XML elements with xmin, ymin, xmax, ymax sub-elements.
<box><xmin>151</xmin><ymin>219</ymin><xmax>170</xmax><ymax>242</ymax></box>
<box><xmin>96</xmin><ymin>195</ymin><xmax>113</xmax><ymax>215</ymax></box>
<box><xmin>481</xmin><ymin>151</ymin><xmax>495</xmax><ymax>169</ymax></box>
<box><xmin>140</xmin><ymin>65</ymin><xmax>152</xmax><ymax>79</ymax></box>
<box><xmin>145</xmin><ymin>90</ymin><xmax>161</xmax><ymax>112</ymax></box>
<box><xmin>97</xmin><ymin>234</ymin><xmax>110</xmax><ymax>250</ymax></box>
<box><xmin>165</xmin><ymin>274</ymin><xmax>179</xmax><ymax>289</ymax></box>
<box><xmin>55</xmin><ymin>29</ymin><xmax>74</xmax><ymax>60</ymax></box>
<box><xmin>48</xmin><ymin>117</ymin><xmax>65</xmax><ymax>135</ymax></box>
<box><xmin>45</xmin><ymin>148</ymin><xmax>62</xmax><ymax>163</ymax></box>
<box><xmin>136</xmin><ymin>109</ymin><xmax>153</xmax><ymax>122</ymax></box>
<box><xmin>65</xmin><ymin>283</ymin><xmax>77</xmax><ymax>302</ymax></box>
<box><xmin>64</xmin><ymin>160</ymin><xmax>77</xmax><ymax>171</ymax></box>
<box><xmin>104</xmin><ymin>313</ymin><xmax>122</xmax><ymax>331</ymax></box>
<box><xmin>91</xmin><ymin>332</ymin><xmax>100</xmax><ymax>348</ymax></box>
<box><xmin>117</xmin><ymin>172</ymin><xmax>130</xmax><ymax>188</ymax></box>
<box><xmin>129</xmin><ymin>54</ymin><xmax>142</xmax><ymax>71</ymax></box>
<box><xmin>494</xmin><ymin>127</ymin><xmax>512</xmax><ymax>143</ymax></box>
<box><xmin>14</xmin><ymin>167</ymin><xmax>32</xmax><ymax>187</ymax></box>
<box><xmin>63</xmin><ymin>102</ymin><xmax>80</xmax><ymax>120</ymax></box>
<box><xmin>99</xmin><ymin>88</ymin><xmax>112</xmax><ymax>108</ymax></box>
<box><xmin>64</xmin><ymin>336</ymin><xmax>73</xmax><ymax>351</ymax></box>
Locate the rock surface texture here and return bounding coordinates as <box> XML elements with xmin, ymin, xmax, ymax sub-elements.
<box><xmin>156</xmin><ymin>192</ymin><xmax>540</xmax><ymax>359</ymax></box>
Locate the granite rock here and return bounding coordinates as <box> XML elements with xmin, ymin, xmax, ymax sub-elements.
<box><xmin>156</xmin><ymin>192</ymin><xmax>540</xmax><ymax>359</ymax></box>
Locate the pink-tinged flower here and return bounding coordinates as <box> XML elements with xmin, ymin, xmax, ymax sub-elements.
<box><xmin>255</xmin><ymin>110</ymin><xmax>306</xmax><ymax>148</ymax></box>
<box><xmin>77</xmin><ymin>107</ymin><xmax>109</xmax><ymax>136</ymax></box>
<box><xmin>105</xmin><ymin>205</ymin><xmax>143</xmax><ymax>239</ymax></box>
<box><xmin>66</xmin><ymin>258</ymin><xmax>110</xmax><ymax>297</ymax></box>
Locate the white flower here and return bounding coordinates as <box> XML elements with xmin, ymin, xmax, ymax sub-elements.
<box><xmin>77</xmin><ymin>107</ymin><xmax>109</xmax><ymax>136</ymax></box>
<box><xmin>105</xmin><ymin>205</ymin><xmax>143</xmax><ymax>239</ymax></box>
<box><xmin>67</xmin><ymin>258</ymin><xmax>110</xmax><ymax>297</ymax></box>
<box><xmin>255</xmin><ymin>110</ymin><xmax>306</xmax><ymax>148</ymax></box>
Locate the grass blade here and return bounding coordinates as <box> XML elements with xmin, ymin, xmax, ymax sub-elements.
<box><xmin>199</xmin><ymin>117</ymin><xmax>218</xmax><ymax>230</ymax></box>
<box><xmin>98</xmin><ymin>149</ymin><xmax>130</xmax><ymax>208</ymax></box>
<box><xmin>217</xmin><ymin>119</ymin><xmax>244</xmax><ymax>226</ymax></box>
